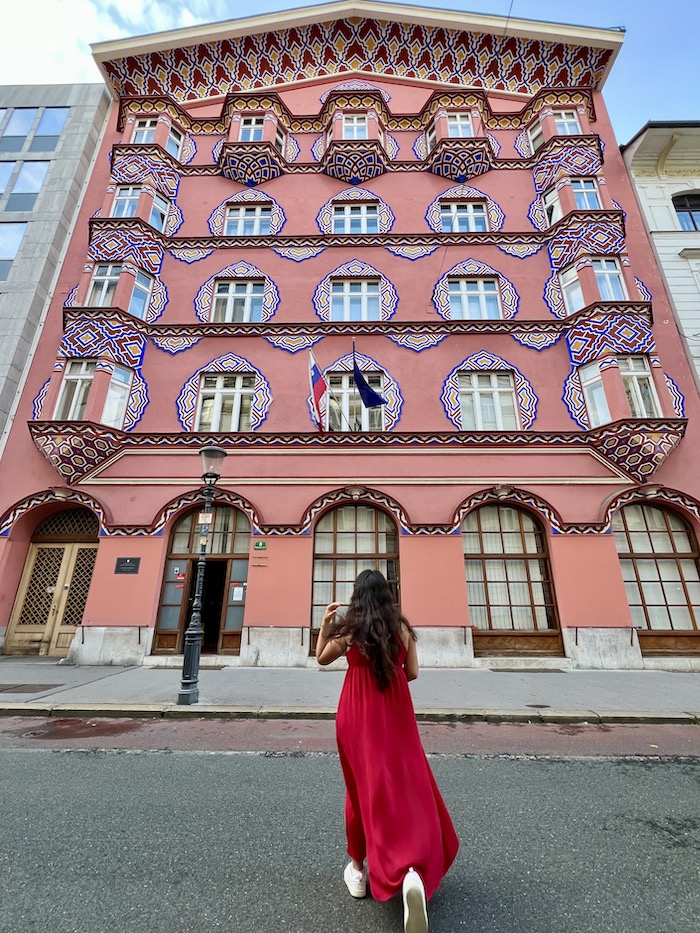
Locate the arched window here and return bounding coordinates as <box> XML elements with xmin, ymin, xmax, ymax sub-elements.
<box><xmin>311</xmin><ymin>505</ymin><xmax>399</xmax><ymax>632</ymax></box>
<box><xmin>462</xmin><ymin>505</ymin><xmax>560</xmax><ymax>651</ymax></box>
<box><xmin>614</xmin><ymin>504</ymin><xmax>700</xmax><ymax>632</ymax></box>
<box><xmin>154</xmin><ymin>505</ymin><xmax>251</xmax><ymax>655</ymax></box>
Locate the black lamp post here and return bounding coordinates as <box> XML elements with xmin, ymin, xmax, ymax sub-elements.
<box><xmin>177</xmin><ymin>444</ymin><xmax>228</xmax><ymax>705</ymax></box>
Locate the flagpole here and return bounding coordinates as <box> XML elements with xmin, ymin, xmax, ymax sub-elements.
<box><xmin>352</xmin><ymin>338</ymin><xmax>360</xmax><ymax>432</ymax></box>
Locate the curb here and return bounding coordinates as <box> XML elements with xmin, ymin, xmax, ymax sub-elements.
<box><xmin>0</xmin><ymin>702</ymin><xmax>698</xmax><ymax>725</ymax></box>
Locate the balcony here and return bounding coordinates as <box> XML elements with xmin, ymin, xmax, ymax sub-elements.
<box><xmin>425</xmin><ymin>137</ymin><xmax>494</xmax><ymax>183</ymax></box>
<box><xmin>320</xmin><ymin>139</ymin><xmax>389</xmax><ymax>185</ymax></box>
<box><xmin>217</xmin><ymin>141</ymin><xmax>286</xmax><ymax>187</ymax></box>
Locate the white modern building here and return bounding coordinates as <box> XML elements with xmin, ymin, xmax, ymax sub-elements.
<box><xmin>622</xmin><ymin>122</ymin><xmax>700</xmax><ymax>386</ymax></box>
<box><xmin>0</xmin><ymin>84</ymin><xmax>109</xmax><ymax>440</ymax></box>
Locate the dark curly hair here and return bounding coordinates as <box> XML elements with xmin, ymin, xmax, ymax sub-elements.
<box><xmin>328</xmin><ymin>569</ymin><xmax>416</xmax><ymax>690</ymax></box>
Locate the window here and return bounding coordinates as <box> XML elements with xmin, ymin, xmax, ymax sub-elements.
<box><xmin>0</xmin><ymin>109</ymin><xmax>38</xmax><ymax>152</ymax></box>
<box><xmin>274</xmin><ymin>125</ymin><xmax>286</xmax><ymax>156</ymax></box>
<box><xmin>463</xmin><ymin>505</ymin><xmax>558</xmax><ymax>632</ymax></box>
<box><xmin>54</xmin><ymin>360</ymin><xmax>96</xmax><ymax>420</ymax></box>
<box><xmin>457</xmin><ymin>371</ymin><xmax>519</xmax><ymax>430</ymax></box>
<box><xmin>111</xmin><ymin>185</ymin><xmax>141</xmax><ymax>218</ymax></box>
<box><xmin>571</xmin><ymin>178</ymin><xmax>601</xmax><ymax>210</ymax></box>
<box><xmin>101</xmin><ymin>365</ymin><xmax>133</xmax><ymax>428</ymax></box>
<box><xmin>132</xmin><ymin>118</ymin><xmax>158</xmax><ymax>144</ymax></box>
<box><xmin>614</xmin><ymin>504</ymin><xmax>700</xmax><ymax>632</ymax></box>
<box><xmin>619</xmin><ymin>356</ymin><xmax>661</xmax><ymax>418</ymax></box>
<box><xmin>440</xmin><ymin>201</ymin><xmax>488</xmax><ymax>233</ymax></box>
<box><xmin>673</xmin><ymin>194</ymin><xmax>700</xmax><ymax>232</ymax></box>
<box><xmin>5</xmin><ymin>161</ymin><xmax>49</xmax><ymax>211</ymax></box>
<box><xmin>528</xmin><ymin>121</ymin><xmax>545</xmax><ymax>152</ymax></box>
<box><xmin>312</xmin><ymin>505</ymin><xmax>399</xmax><ymax>628</ymax></box>
<box><xmin>195</xmin><ymin>373</ymin><xmax>255</xmax><ymax>432</ymax></box>
<box><xmin>560</xmin><ymin>265</ymin><xmax>585</xmax><ymax>315</ymax></box>
<box><xmin>447</xmin><ymin>113</ymin><xmax>474</xmax><ymax>138</ymax></box>
<box><xmin>87</xmin><ymin>263</ymin><xmax>121</xmax><ymax>307</ymax></box>
<box><xmin>212</xmin><ymin>280</ymin><xmax>264</xmax><ymax>323</ymax></box>
<box><xmin>332</xmin><ymin>202</ymin><xmax>379</xmax><ymax>234</ymax></box>
<box><xmin>330</xmin><ymin>278</ymin><xmax>380</xmax><ymax>321</ymax></box>
<box><xmin>149</xmin><ymin>193</ymin><xmax>170</xmax><ymax>232</ymax></box>
<box><xmin>127</xmin><ymin>271</ymin><xmax>153</xmax><ymax>320</ymax></box>
<box><xmin>0</xmin><ymin>221</ymin><xmax>27</xmax><ymax>280</ymax></box>
<box><xmin>30</xmin><ymin>108</ymin><xmax>68</xmax><ymax>151</ymax></box>
<box><xmin>327</xmin><ymin>371</ymin><xmax>385</xmax><ymax>431</ymax></box>
<box><xmin>224</xmin><ymin>204</ymin><xmax>272</xmax><ymax>236</ymax></box>
<box><xmin>240</xmin><ymin>117</ymin><xmax>265</xmax><ymax>142</ymax></box>
<box><xmin>426</xmin><ymin>125</ymin><xmax>437</xmax><ymax>153</ymax></box>
<box><xmin>553</xmin><ymin>110</ymin><xmax>581</xmax><ymax>135</ymax></box>
<box><xmin>579</xmin><ymin>361</ymin><xmax>611</xmax><ymax>427</ymax></box>
<box><xmin>342</xmin><ymin>114</ymin><xmax>368</xmax><ymax>140</ymax></box>
<box><xmin>0</xmin><ymin>162</ymin><xmax>14</xmax><ymax>195</ymax></box>
<box><xmin>448</xmin><ymin>278</ymin><xmax>501</xmax><ymax>320</ymax></box>
<box><xmin>542</xmin><ymin>187</ymin><xmax>562</xmax><ymax>226</ymax></box>
<box><xmin>592</xmin><ymin>258</ymin><xmax>626</xmax><ymax>301</ymax></box>
<box><xmin>165</xmin><ymin>126</ymin><xmax>183</xmax><ymax>159</ymax></box>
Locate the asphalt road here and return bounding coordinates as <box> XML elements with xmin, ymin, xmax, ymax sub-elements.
<box><xmin>0</xmin><ymin>739</ymin><xmax>698</xmax><ymax>933</ymax></box>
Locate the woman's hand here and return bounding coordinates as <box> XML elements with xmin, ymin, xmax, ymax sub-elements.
<box><xmin>321</xmin><ymin>601</ymin><xmax>343</xmax><ymax>628</ymax></box>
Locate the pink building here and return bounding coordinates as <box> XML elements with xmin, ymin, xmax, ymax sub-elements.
<box><xmin>1</xmin><ymin>2</ymin><xmax>699</xmax><ymax>670</ymax></box>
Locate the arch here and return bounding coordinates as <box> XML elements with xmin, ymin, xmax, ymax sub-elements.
<box><xmin>0</xmin><ymin>489</ymin><xmax>111</xmax><ymax>538</ymax></box>
<box><xmin>307</xmin><ymin>351</ymin><xmax>403</xmax><ymax>431</ymax></box>
<box><xmin>452</xmin><ymin>486</ymin><xmax>564</xmax><ymax>534</ymax></box>
<box><xmin>316</xmin><ymin>186</ymin><xmax>395</xmax><ymax>234</ymax></box>
<box><xmin>461</xmin><ymin>502</ymin><xmax>561</xmax><ymax>641</ymax></box>
<box><xmin>441</xmin><ymin>351</ymin><xmax>538</xmax><ymax>430</ymax></box>
<box><xmin>602</xmin><ymin>487</ymin><xmax>700</xmax><ymax>533</ymax></box>
<box><xmin>176</xmin><ymin>351</ymin><xmax>272</xmax><ymax>431</ymax></box>
<box><xmin>151</xmin><ymin>488</ymin><xmax>263</xmax><ymax>537</ymax></box>
<box><xmin>300</xmin><ymin>487</ymin><xmax>412</xmax><ymax>536</ymax></box>
<box><xmin>432</xmin><ymin>258</ymin><xmax>519</xmax><ymax>320</ymax></box>
<box><xmin>193</xmin><ymin>260</ymin><xmax>280</xmax><ymax>323</ymax></box>
<box><xmin>207</xmin><ymin>188</ymin><xmax>286</xmax><ymax>236</ymax></box>
<box><xmin>312</xmin><ymin>260</ymin><xmax>399</xmax><ymax>322</ymax></box>
<box><xmin>612</xmin><ymin>501</ymin><xmax>700</xmax><ymax>635</ymax></box>
<box><xmin>425</xmin><ymin>183</ymin><xmax>505</xmax><ymax>233</ymax></box>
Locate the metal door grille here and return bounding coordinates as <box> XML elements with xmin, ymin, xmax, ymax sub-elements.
<box><xmin>62</xmin><ymin>547</ymin><xmax>97</xmax><ymax>628</ymax></box>
<box><xmin>16</xmin><ymin>547</ymin><xmax>64</xmax><ymax>626</ymax></box>
<box><xmin>34</xmin><ymin>509</ymin><xmax>98</xmax><ymax>539</ymax></box>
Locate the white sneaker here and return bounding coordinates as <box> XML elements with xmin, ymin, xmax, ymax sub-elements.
<box><xmin>343</xmin><ymin>861</ymin><xmax>368</xmax><ymax>898</ymax></box>
<box><xmin>402</xmin><ymin>868</ymin><xmax>428</xmax><ymax>933</ymax></box>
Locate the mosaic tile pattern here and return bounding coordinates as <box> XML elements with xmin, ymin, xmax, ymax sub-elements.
<box><xmin>433</xmin><ymin>259</ymin><xmax>519</xmax><ymax>320</ymax></box>
<box><xmin>592</xmin><ymin>422</ymin><xmax>685</xmax><ymax>482</ymax></box>
<box><xmin>413</xmin><ymin>133</ymin><xmax>428</xmax><ymax>160</ymax></box>
<box><xmin>176</xmin><ymin>352</ymin><xmax>272</xmax><ymax>431</ymax></box>
<box><xmin>32</xmin><ymin>379</ymin><xmax>51</xmax><ymax>420</ymax></box>
<box><xmin>152</xmin><ymin>489</ymin><xmax>263</xmax><ymax>538</ymax></box>
<box><xmin>164</xmin><ymin>202</ymin><xmax>184</xmax><ymax>236</ymax></box>
<box><xmin>603</xmin><ymin>487</ymin><xmax>700</xmax><ymax>530</ymax></box>
<box><xmin>0</xmin><ymin>489</ymin><xmax>108</xmax><ymax>537</ymax></box>
<box><xmin>566</xmin><ymin>312</ymin><xmax>655</xmax><ymax>366</ymax></box>
<box><xmin>219</xmin><ymin>146</ymin><xmax>285</xmax><ymax>186</ymax></box>
<box><xmin>285</xmin><ymin>136</ymin><xmax>301</xmax><ymax>162</ymax></box>
<box><xmin>169</xmin><ymin>247</ymin><xmax>214</xmax><ymax>264</ymax></box>
<box><xmin>263</xmin><ymin>333</ymin><xmax>322</xmax><ymax>353</ymax></box>
<box><xmin>111</xmin><ymin>152</ymin><xmax>180</xmax><ymax>198</ymax></box>
<box><xmin>514</xmin><ymin>129</ymin><xmax>532</xmax><ymax>158</ymax></box>
<box><xmin>207</xmin><ymin>188</ymin><xmax>286</xmax><ymax>236</ymax></box>
<box><xmin>308</xmin><ymin>351</ymin><xmax>402</xmax><ymax>431</ymax></box>
<box><xmin>385</xmin><ymin>134</ymin><xmax>399</xmax><ymax>160</ymax></box>
<box><xmin>512</xmin><ymin>330</ymin><xmax>561</xmax><ymax>351</ymax></box>
<box><xmin>316</xmin><ymin>186</ymin><xmax>395</xmax><ymax>234</ymax></box>
<box><xmin>212</xmin><ymin>137</ymin><xmax>225</xmax><ymax>161</ymax></box>
<box><xmin>548</xmin><ymin>215</ymin><xmax>625</xmax><ymax>270</ymax></box>
<box><xmin>441</xmin><ymin>350</ymin><xmax>538</xmax><ymax>429</ymax></box>
<box><xmin>152</xmin><ymin>335</ymin><xmax>202</xmax><ymax>354</ymax></box>
<box><xmin>180</xmin><ymin>134</ymin><xmax>196</xmax><ymax>164</ymax></box>
<box><xmin>527</xmin><ymin>196</ymin><xmax>547</xmax><ymax>232</ymax></box>
<box><xmin>486</xmin><ymin>133</ymin><xmax>501</xmax><ymax>157</ymax></box>
<box><xmin>384</xmin><ymin>244</ymin><xmax>439</xmax><ymax>260</ymax></box>
<box><xmin>144</xmin><ymin>275</ymin><xmax>168</xmax><ymax>323</ymax></box>
<box><xmin>386</xmin><ymin>332</ymin><xmax>447</xmax><ymax>352</ymax></box>
<box><xmin>89</xmin><ymin>227</ymin><xmax>164</xmax><ymax>274</ymax></box>
<box><xmin>665</xmin><ymin>375</ymin><xmax>685</xmax><ymax>417</ymax></box>
<box><xmin>311</xmin><ymin>135</ymin><xmax>326</xmax><ymax>162</ymax></box>
<box><xmin>300</xmin><ymin>486</ymin><xmax>411</xmax><ymax>536</ymax></box>
<box><xmin>64</xmin><ymin>284</ymin><xmax>79</xmax><ymax>308</ymax></box>
<box><xmin>425</xmin><ymin>183</ymin><xmax>505</xmax><ymax>233</ymax></box>
<box><xmin>122</xmin><ymin>367</ymin><xmax>148</xmax><ymax>430</ymax></box>
<box><xmin>532</xmin><ymin>138</ymin><xmax>602</xmax><ymax>193</ymax></box>
<box><xmin>103</xmin><ymin>19</ymin><xmax>612</xmax><ymax>101</ymax></box>
<box><xmin>562</xmin><ymin>369</ymin><xmax>587</xmax><ymax>427</ymax></box>
<box><xmin>60</xmin><ymin>319</ymin><xmax>145</xmax><ymax>369</ymax></box>
<box><xmin>322</xmin><ymin>141</ymin><xmax>387</xmax><ymax>184</ymax></box>
<box><xmin>426</xmin><ymin>139</ymin><xmax>492</xmax><ymax>182</ymax></box>
<box><xmin>320</xmin><ymin>81</ymin><xmax>391</xmax><ymax>103</ymax></box>
<box><xmin>31</xmin><ymin>423</ymin><xmax>124</xmax><ymax>484</ymax></box>
<box><xmin>272</xmin><ymin>245</ymin><xmax>326</xmax><ymax>262</ymax></box>
<box><xmin>496</xmin><ymin>241</ymin><xmax>544</xmax><ymax>258</ymax></box>
<box><xmin>452</xmin><ymin>486</ymin><xmax>564</xmax><ymax>534</ymax></box>
<box><xmin>313</xmin><ymin>260</ymin><xmax>398</xmax><ymax>322</ymax></box>
<box><xmin>635</xmin><ymin>277</ymin><xmax>652</xmax><ymax>301</ymax></box>
<box><xmin>543</xmin><ymin>270</ymin><xmax>566</xmax><ymax>319</ymax></box>
<box><xmin>194</xmin><ymin>261</ymin><xmax>279</xmax><ymax>324</ymax></box>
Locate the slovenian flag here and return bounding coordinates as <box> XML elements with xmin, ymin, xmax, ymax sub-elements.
<box><xmin>308</xmin><ymin>350</ymin><xmax>328</xmax><ymax>431</ymax></box>
<box><xmin>353</xmin><ymin>346</ymin><xmax>388</xmax><ymax>409</ymax></box>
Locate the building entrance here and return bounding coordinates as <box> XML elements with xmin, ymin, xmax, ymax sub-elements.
<box><xmin>4</xmin><ymin>509</ymin><xmax>99</xmax><ymax>657</ymax></box>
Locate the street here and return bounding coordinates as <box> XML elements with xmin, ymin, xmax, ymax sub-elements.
<box><xmin>0</xmin><ymin>720</ymin><xmax>698</xmax><ymax>933</ymax></box>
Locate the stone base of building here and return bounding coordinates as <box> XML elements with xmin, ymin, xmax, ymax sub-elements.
<box><xmin>66</xmin><ymin>626</ymin><xmax>154</xmax><ymax>666</ymax></box>
<box><xmin>561</xmin><ymin>626</ymin><xmax>644</xmax><ymax>669</ymax></box>
<box><xmin>413</xmin><ymin>627</ymin><xmax>475</xmax><ymax>667</ymax></box>
<box><xmin>238</xmin><ymin>626</ymin><xmax>311</xmax><ymax>667</ymax></box>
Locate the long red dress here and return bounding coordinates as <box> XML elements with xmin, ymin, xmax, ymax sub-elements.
<box><xmin>335</xmin><ymin>642</ymin><xmax>459</xmax><ymax>901</ymax></box>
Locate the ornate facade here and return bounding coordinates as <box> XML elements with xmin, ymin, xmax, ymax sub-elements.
<box><xmin>1</xmin><ymin>2</ymin><xmax>699</xmax><ymax>668</ymax></box>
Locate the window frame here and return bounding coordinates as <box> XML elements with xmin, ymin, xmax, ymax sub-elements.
<box><xmin>4</xmin><ymin>160</ymin><xmax>49</xmax><ymax>211</ymax></box>
<box><xmin>0</xmin><ymin>221</ymin><xmax>27</xmax><ymax>280</ymax></box>
<box><xmin>618</xmin><ymin>355</ymin><xmax>662</xmax><ymax>419</ymax></box>
<box><xmin>331</xmin><ymin>201</ymin><xmax>380</xmax><ymax>234</ymax></box>
<box><xmin>111</xmin><ymin>185</ymin><xmax>141</xmax><ymax>219</ymax></box>
<box><xmin>101</xmin><ymin>365</ymin><xmax>133</xmax><ymax>429</ymax></box>
<box><xmin>439</xmin><ymin>200</ymin><xmax>488</xmax><ymax>233</ymax></box>
<box><xmin>224</xmin><ymin>204</ymin><xmax>273</xmax><ymax>236</ymax></box>
<box><xmin>127</xmin><ymin>270</ymin><xmax>153</xmax><ymax>320</ymax></box>
<box><xmin>165</xmin><ymin>126</ymin><xmax>183</xmax><ymax>159</ymax></box>
<box><xmin>541</xmin><ymin>186</ymin><xmax>563</xmax><ymax>226</ymax></box>
<box><xmin>148</xmin><ymin>192</ymin><xmax>170</xmax><ymax>232</ymax></box>
<box><xmin>553</xmin><ymin>109</ymin><xmax>581</xmax><ymax>136</ymax></box>
<box><xmin>341</xmin><ymin>114</ymin><xmax>368</xmax><ymax>140</ymax></box>
<box><xmin>578</xmin><ymin>360</ymin><xmax>612</xmax><ymax>428</ymax></box>
<box><xmin>447</xmin><ymin>113</ymin><xmax>474</xmax><ymax>138</ymax></box>
<box><xmin>673</xmin><ymin>193</ymin><xmax>700</xmax><ymax>232</ymax></box>
<box><xmin>87</xmin><ymin>263</ymin><xmax>122</xmax><ymax>307</ymax></box>
<box><xmin>194</xmin><ymin>372</ymin><xmax>256</xmax><ymax>432</ymax></box>
<box><xmin>560</xmin><ymin>265</ymin><xmax>586</xmax><ymax>315</ymax></box>
<box><xmin>571</xmin><ymin>177</ymin><xmax>602</xmax><ymax>211</ymax></box>
<box><xmin>457</xmin><ymin>370</ymin><xmax>520</xmax><ymax>430</ymax></box>
<box><xmin>327</xmin><ymin>370</ymin><xmax>386</xmax><ymax>432</ymax></box>
<box><xmin>132</xmin><ymin>118</ymin><xmax>158</xmax><ymax>145</ymax></box>
<box><xmin>329</xmin><ymin>277</ymin><xmax>381</xmax><ymax>321</ymax></box>
<box><xmin>54</xmin><ymin>360</ymin><xmax>97</xmax><ymax>421</ymax></box>
<box><xmin>212</xmin><ymin>279</ymin><xmax>265</xmax><ymax>323</ymax></box>
<box><xmin>239</xmin><ymin>116</ymin><xmax>265</xmax><ymax>142</ymax></box>
<box><xmin>592</xmin><ymin>257</ymin><xmax>627</xmax><ymax>302</ymax></box>
<box><xmin>527</xmin><ymin>121</ymin><xmax>545</xmax><ymax>152</ymax></box>
<box><xmin>447</xmin><ymin>277</ymin><xmax>502</xmax><ymax>320</ymax></box>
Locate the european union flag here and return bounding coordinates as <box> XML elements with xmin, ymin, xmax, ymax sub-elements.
<box><xmin>353</xmin><ymin>348</ymin><xmax>387</xmax><ymax>409</ymax></box>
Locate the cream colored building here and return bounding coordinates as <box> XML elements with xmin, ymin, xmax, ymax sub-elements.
<box><xmin>622</xmin><ymin>123</ymin><xmax>700</xmax><ymax>386</ymax></box>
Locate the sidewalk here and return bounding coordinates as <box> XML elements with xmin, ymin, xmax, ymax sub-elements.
<box><xmin>0</xmin><ymin>656</ymin><xmax>698</xmax><ymax>724</ymax></box>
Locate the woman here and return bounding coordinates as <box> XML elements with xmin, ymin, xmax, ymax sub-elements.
<box><xmin>316</xmin><ymin>569</ymin><xmax>459</xmax><ymax>933</ymax></box>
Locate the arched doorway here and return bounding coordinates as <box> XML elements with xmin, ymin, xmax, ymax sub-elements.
<box><xmin>462</xmin><ymin>504</ymin><xmax>562</xmax><ymax>656</ymax></box>
<box><xmin>153</xmin><ymin>505</ymin><xmax>251</xmax><ymax>655</ymax></box>
<box><xmin>614</xmin><ymin>503</ymin><xmax>700</xmax><ymax>654</ymax></box>
<box><xmin>5</xmin><ymin>508</ymin><xmax>99</xmax><ymax>656</ymax></box>
<box><xmin>311</xmin><ymin>504</ymin><xmax>399</xmax><ymax>652</ymax></box>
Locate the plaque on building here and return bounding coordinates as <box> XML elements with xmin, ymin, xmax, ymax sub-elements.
<box><xmin>115</xmin><ymin>557</ymin><xmax>141</xmax><ymax>575</ymax></box>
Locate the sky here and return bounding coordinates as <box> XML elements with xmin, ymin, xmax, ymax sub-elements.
<box><xmin>2</xmin><ymin>0</ymin><xmax>697</xmax><ymax>144</ymax></box>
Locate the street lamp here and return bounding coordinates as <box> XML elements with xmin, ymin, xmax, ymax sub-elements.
<box><xmin>177</xmin><ymin>444</ymin><xmax>228</xmax><ymax>705</ymax></box>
